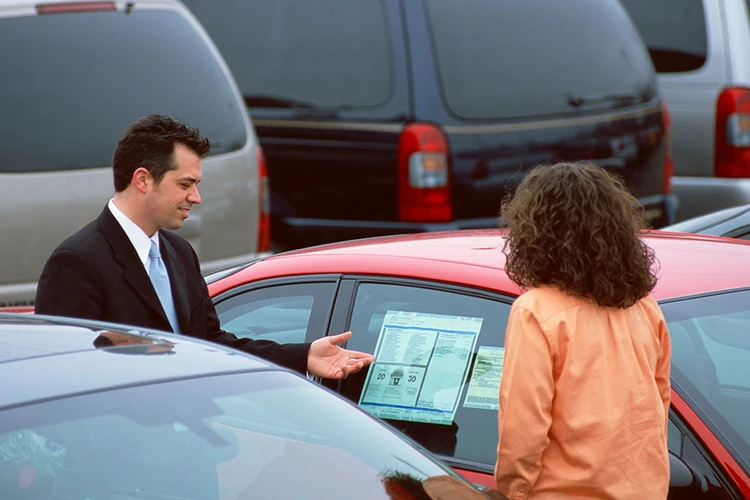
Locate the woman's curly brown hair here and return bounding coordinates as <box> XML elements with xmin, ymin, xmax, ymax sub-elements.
<box><xmin>500</xmin><ymin>162</ymin><xmax>658</xmax><ymax>308</ymax></box>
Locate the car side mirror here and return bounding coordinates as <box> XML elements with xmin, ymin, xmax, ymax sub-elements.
<box><xmin>669</xmin><ymin>451</ymin><xmax>708</xmax><ymax>499</ymax></box>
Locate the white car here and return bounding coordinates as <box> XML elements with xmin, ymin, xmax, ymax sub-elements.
<box><xmin>0</xmin><ymin>0</ymin><xmax>271</xmax><ymax>307</ymax></box>
<box><xmin>622</xmin><ymin>0</ymin><xmax>750</xmax><ymax>221</ymax></box>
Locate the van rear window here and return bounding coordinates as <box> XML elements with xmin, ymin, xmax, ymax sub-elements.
<box><xmin>0</xmin><ymin>10</ymin><xmax>246</xmax><ymax>173</ymax></box>
<box><xmin>184</xmin><ymin>0</ymin><xmax>392</xmax><ymax>110</ymax></box>
<box><xmin>424</xmin><ymin>0</ymin><xmax>657</xmax><ymax>121</ymax></box>
<box><xmin>620</xmin><ymin>0</ymin><xmax>707</xmax><ymax>74</ymax></box>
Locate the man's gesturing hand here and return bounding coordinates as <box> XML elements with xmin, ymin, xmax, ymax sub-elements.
<box><xmin>307</xmin><ymin>331</ymin><xmax>375</xmax><ymax>379</ymax></box>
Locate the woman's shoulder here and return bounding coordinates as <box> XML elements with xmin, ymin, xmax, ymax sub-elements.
<box><xmin>634</xmin><ymin>294</ymin><xmax>665</xmax><ymax>320</ymax></box>
<box><xmin>514</xmin><ymin>286</ymin><xmax>588</xmax><ymax>321</ymax></box>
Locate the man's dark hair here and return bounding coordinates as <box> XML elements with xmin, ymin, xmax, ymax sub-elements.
<box><xmin>500</xmin><ymin>161</ymin><xmax>658</xmax><ymax>308</ymax></box>
<box><xmin>112</xmin><ymin>114</ymin><xmax>210</xmax><ymax>192</ymax></box>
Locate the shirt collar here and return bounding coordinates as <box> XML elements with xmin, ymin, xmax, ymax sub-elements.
<box><xmin>107</xmin><ymin>199</ymin><xmax>159</xmax><ymax>269</ymax></box>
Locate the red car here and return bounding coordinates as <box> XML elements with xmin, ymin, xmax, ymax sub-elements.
<box><xmin>208</xmin><ymin>229</ymin><xmax>750</xmax><ymax>498</ymax></box>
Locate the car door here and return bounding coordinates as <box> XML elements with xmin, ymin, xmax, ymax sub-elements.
<box><xmin>214</xmin><ymin>273</ymin><xmax>511</xmax><ymax>487</ymax></box>
<box><xmin>212</xmin><ymin>276</ymin><xmax>341</xmax><ymax>345</ymax></box>
<box><xmin>323</xmin><ymin>277</ymin><xmax>514</xmax><ymax>486</ymax></box>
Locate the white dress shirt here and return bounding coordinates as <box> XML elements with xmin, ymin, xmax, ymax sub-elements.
<box><xmin>107</xmin><ymin>199</ymin><xmax>160</xmax><ymax>276</ymax></box>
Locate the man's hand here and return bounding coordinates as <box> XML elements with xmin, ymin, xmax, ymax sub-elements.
<box><xmin>307</xmin><ymin>331</ymin><xmax>375</xmax><ymax>379</ymax></box>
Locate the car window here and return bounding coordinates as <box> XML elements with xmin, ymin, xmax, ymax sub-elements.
<box><xmin>335</xmin><ymin>281</ymin><xmax>512</xmax><ymax>468</ymax></box>
<box><xmin>184</xmin><ymin>0</ymin><xmax>392</xmax><ymax>110</ymax></box>
<box><xmin>0</xmin><ymin>372</ymin><xmax>456</xmax><ymax>499</ymax></box>
<box><xmin>214</xmin><ymin>282</ymin><xmax>337</xmax><ymax>344</ymax></box>
<box><xmin>668</xmin><ymin>417</ymin><xmax>683</xmax><ymax>455</ymax></box>
<box><xmin>725</xmin><ymin>227</ymin><xmax>750</xmax><ymax>241</ymax></box>
<box><xmin>661</xmin><ymin>288</ymin><xmax>750</xmax><ymax>475</ymax></box>
<box><xmin>424</xmin><ymin>0</ymin><xmax>657</xmax><ymax>120</ymax></box>
<box><xmin>620</xmin><ymin>0</ymin><xmax>707</xmax><ymax>73</ymax></box>
<box><xmin>668</xmin><ymin>412</ymin><xmax>739</xmax><ymax>498</ymax></box>
<box><xmin>0</xmin><ymin>10</ymin><xmax>247</xmax><ymax>173</ymax></box>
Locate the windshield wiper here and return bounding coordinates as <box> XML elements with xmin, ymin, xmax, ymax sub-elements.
<box><xmin>243</xmin><ymin>94</ymin><xmax>315</xmax><ymax>109</ymax></box>
<box><xmin>566</xmin><ymin>91</ymin><xmax>641</xmax><ymax>108</ymax></box>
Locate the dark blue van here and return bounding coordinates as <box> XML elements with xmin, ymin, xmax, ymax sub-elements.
<box><xmin>186</xmin><ymin>0</ymin><xmax>677</xmax><ymax>249</ymax></box>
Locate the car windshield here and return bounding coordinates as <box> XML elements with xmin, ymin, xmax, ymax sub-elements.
<box><xmin>660</xmin><ymin>288</ymin><xmax>750</xmax><ymax>475</ymax></box>
<box><xmin>0</xmin><ymin>371</ymin><xmax>455</xmax><ymax>499</ymax></box>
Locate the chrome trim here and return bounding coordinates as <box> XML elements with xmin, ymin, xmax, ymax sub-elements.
<box><xmin>253</xmin><ymin>119</ymin><xmax>404</xmax><ymax>133</ymax></box>
<box><xmin>251</xmin><ymin>103</ymin><xmax>662</xmax><ymax>135</ymax></box>
<box><xmin>443</xmin><ymin>104</ymin><xmax>662</xmax><ymax>134</ymax></box>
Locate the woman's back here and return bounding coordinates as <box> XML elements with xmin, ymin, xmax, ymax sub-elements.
<box><xmin>495</xmin><ymin>286</ymin><xmax>670</xmax><ymax>499</ymax></box>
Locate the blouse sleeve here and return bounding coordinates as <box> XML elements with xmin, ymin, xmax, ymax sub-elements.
<box><xmin>656</xmin><ymin>315</ymin><xmax>672</xmax><ymax>431</ymax></box>
<box><xmin>494</xmin><ymin>304</ymin><xmax>555</xmax><ymax>500</ymax></box>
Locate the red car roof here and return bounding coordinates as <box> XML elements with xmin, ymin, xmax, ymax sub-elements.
<box><xmin>209</xmin><ymin>229</ymin><xmax>750</xmax><ymax>300</ymax></box>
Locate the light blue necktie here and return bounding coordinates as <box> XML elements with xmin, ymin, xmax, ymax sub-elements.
<box><xmin>148</xmin><ymin>240</ymin><xmax>180</xmax><ymax>334</ymax></box>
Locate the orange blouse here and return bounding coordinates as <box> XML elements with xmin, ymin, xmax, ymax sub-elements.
<box><xmin>494</xmin><ymin>286</ymin><xmax>671</xmax><ymax>499</ymax></box>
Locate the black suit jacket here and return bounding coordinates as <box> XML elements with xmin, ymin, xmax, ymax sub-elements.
<box><xmin>35</xmin><ymin>207</ymin><xmax>309</xmax><ymax>374</ymax></box>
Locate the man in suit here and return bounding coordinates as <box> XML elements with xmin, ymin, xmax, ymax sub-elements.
<box><xmin>35</xmin><ymin>114</ymin><xmax>374</xmax><ymax>379</ymax></box>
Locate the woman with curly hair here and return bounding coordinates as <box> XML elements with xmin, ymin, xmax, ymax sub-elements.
<box><xmin>494</xmin><ymin>162</ymin><xmax>671</xmax><ymax>499</ymax></box>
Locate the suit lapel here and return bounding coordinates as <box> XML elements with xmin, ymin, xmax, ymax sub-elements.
<box><xmin>98</xmin><ymin>207</ymin><xmax>170</xmax><ymax>326</ymax></box>
<box><xmin>159</xmin><ymin>233</ymin><xmax>190</xmax><ymax>333</ymax></box>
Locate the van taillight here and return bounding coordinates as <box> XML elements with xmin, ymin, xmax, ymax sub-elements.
<box><xmin>397</xmin><ymin>123</ymin><xmax>451</xmax><ymax>222</ymax></box>
<box><xmin>36</xmin><ymin>1</ymin><xmax>116</xmax><ymax>14</ymax></box>
<box><xmin>257</xmin><ymin>147</ymin><xmax>271</xmax><ymax>253</ymax></box>
<box><xmin>661</xmin><ymin>101</ymin><xmax>674</xmax><ymax>194</ymax></box>
<box><xmin>715</xmin><ymin>87</ymin><xmax>750</xmax><ymax>177</ymax></box>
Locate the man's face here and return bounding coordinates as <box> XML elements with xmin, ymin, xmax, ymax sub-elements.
<box><xmin>146</xmin><ymin>143</ymin><xmax>202</xmax><ymax>232</ymax></box>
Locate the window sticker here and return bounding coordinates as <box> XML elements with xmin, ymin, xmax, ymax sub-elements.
<box><xmin>463</xmin><ymin>346</ymin><xmax>504</xmax><ymax>410</ymax></box>
<box><xmin>358</xmin><ymin>310</ymin><xmax>482</xmax><ymax>425</ymax></box>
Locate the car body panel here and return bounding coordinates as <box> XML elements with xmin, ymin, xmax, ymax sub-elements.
<box><xmin>725</xmin><ymin>0</ymin><xmax>750</xmax><ymax>84</ymax></box>
<box><xmin>435</xmin><ymin>105</ymin><xmax>673</xmax><ymax>227</ymax></box>
<box><xmin>651</xmin><ymin>0</ymin><xmax>727</xmax><ymax>178</ymax></box>
<box><xmin>209</xmin><ymin>230</ymin><xmax>750</xmax><ymax>302</ymax></box>
<box><xmin>0</xmin><ymin>313</ymin><xmax>272</xmax><ymax>408</ymax></box>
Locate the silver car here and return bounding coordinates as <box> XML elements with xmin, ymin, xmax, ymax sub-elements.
<box><xmin>621</xmin><ymin>0</ymin><xmax>750</xmax><ymax>221</ymax></box>
<box><xmin>665</xmin><ymin>203</ymin><xmax>750</xmax><ymax>241</ymax></box>
<box><xmin>0</xmin><ymin>312</ymin><xmax>492</xmax><ymax>500</ymax></box>
<box><xmin>0</xmin><ymin>0</ymin><xmax>270</xmax><ymax>306</ymax></box>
